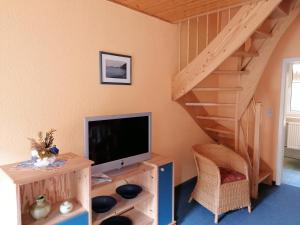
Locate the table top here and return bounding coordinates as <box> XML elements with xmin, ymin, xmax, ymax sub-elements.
<box><xmin>0</xmin><ymin>153</ymin><xmax>93</xmax><ymax>185</ymax></box>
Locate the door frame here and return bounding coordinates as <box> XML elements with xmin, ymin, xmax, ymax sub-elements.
<box><xmin>276</xmin><ymin>57</ymin><xmax>300</xmax><ymax>185</ymax></box>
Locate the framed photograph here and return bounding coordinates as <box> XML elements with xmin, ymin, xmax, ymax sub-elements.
<box><xmin>100</xmin><ymin>51</ymin><xmax>132</xmax><ymax>85</ymax></box>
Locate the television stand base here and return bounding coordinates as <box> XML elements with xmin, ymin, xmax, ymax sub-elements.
<box><xmin>105</xmin><ymin>163</ymin><xmax>141</xmax><ymax>177</ymax></box>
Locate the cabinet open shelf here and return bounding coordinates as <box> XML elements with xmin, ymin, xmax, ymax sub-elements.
<box><xmin>92</xmin><ymin>190</ymin><xmax>153</xmax><ymax>225</ymax></box>
<box><xmin>122</xmin><ymin>208</ymin><xmax>153</xmax><ymax>225</ymax></box>
<box><xmin>0</xmin><ymin>153</ymin><xmax>93</xmax><ymax>225</ymax></box>
<box><xmin>91</xmin><ymin>163</ymin><xmax>153</xmax><ymax>197</ymax></box>
<box><xmin>22</xmin><ymin>199</ymin><xmax>85</xmax><ymax>225</ymax></box>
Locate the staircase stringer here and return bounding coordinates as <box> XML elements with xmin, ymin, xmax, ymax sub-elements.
<box><xmin>172</xmin><ymin>0</ymin><xmax>282</xmax><ymax>101</ymax></box>
<box><xmin>238</xmin><ymin>3</ymin><xmax>300</xmax><ymax>118</ymax></box>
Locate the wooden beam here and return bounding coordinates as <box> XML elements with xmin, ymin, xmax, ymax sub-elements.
<box><xmin>180</xmin><ymin>20</ymin><xmax>188</xmax><ymax>70</ymax></box>
<box><xmin>172</xmin><ymin>0</ymin><xmax>282</xmax><ymax>100</ymax></box>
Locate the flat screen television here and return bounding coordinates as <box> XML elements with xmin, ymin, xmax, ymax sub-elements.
<box><xmin>84</xmin><ymin>112</ymin><xmax>151</xmax><ymax>174</ymax></box>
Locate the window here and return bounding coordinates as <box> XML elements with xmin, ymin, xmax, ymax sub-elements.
<box><xmin>286</xmin><ymin>63</ymin><xmax>300</xmax><ymax>114</ymax></box>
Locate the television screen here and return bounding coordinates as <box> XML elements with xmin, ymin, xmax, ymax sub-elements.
<box><xmin>87</xmin><ymin>115</ymin><xmax>150</xmax><ymax>167</ymax></box>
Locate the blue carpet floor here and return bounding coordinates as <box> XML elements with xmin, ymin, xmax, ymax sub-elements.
<box><xmin>175</xmin><ymin>178</ymin><xmax>300</xmax><ymax>225</ymax></box>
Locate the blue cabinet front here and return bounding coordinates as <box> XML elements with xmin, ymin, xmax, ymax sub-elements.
<box><xmin>158</xmin><ymin>162</ymin><xmax>173</xmax><ymax>225</ymax></box>
<box><xmin>56</xmin><ymin>211</ymin><xmax>88</xmax><ymax>225</ymax></box>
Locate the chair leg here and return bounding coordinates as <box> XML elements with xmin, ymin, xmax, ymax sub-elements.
<box><xmin>214</xmin><ymin>214</ymin><xmax>219</xmax><ymax>224</ymax></box>
<box><xmin>248</xmin><ymin>205</ymin><xmax>252</xmax><ymax>213</ymax></box>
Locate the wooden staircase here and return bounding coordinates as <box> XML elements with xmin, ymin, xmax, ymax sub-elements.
<box><xmin>173</xmin><ymin>0</ymin><xmax>300</xmax><ymax>198</ymax></box>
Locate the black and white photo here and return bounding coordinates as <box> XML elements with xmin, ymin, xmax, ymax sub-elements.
<box><xmin>100</xmin><ymin>52</ymin><xmax>132</xmax><ymax>84</ymax></box>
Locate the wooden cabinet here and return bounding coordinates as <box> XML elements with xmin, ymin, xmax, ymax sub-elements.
<box><xmin>0</xmin><ymin>153</ymin><xmax>175</xmax><ymax>225</ymax></box>
<box><xmin>0</xmin><ymin>153</ymin><xmax>93</xmax><ymax>225</ymax></box>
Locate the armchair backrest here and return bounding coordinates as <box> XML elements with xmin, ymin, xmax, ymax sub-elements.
<box><xmin>193</xmin><ymin>148</ymin><xmax>221</xmax><ymax>187</ymax></box>
<box><xmin>193</xmin><ymin>144</ymin><xmax>249</xmax><ymax>179</ymax></box>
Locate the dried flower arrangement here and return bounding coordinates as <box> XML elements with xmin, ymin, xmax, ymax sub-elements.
<box><xmin>28</xmin><ymin>129</ymin><xmax>59</xmax><ymax>159</ymax></box>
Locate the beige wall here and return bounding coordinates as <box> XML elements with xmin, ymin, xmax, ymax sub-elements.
<box><xmin>0</xmin><ymin>0</ymin><xmax>212</xmax><ymax>184</ymax></box>
<box><xmin>255</xmin><ymin>15</ymin><xmax>300</xmax><ymax>178</ymax></box>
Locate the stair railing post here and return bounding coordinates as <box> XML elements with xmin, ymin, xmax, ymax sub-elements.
<box><xmin>251</xmin><ymin>102</ymin><xmax>262</xmax><ymax>198</ymax></box>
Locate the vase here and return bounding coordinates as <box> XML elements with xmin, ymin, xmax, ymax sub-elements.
<box><xmin>30</xmin><ymin>195</ymin><xmax>51</xmax><ymax>220</ymax></box>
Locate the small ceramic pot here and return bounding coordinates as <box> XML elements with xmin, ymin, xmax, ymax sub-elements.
<box><xmin>30</xmin><ymin>195</ymin><xmax>51</xmax><ymax>220</ymax></box>
<box><xmin>59</xmin><ymin>201</ymin><xmax>73</xmax><ymax>214</ymax></box>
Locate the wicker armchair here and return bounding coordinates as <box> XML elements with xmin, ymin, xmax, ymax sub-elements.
<box><xmin>189</xmin><ymin>143</ymin><xmax>251</xmax><ymax>223</ymax></box>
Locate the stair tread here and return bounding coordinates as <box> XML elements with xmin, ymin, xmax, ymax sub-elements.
<box><xmin>193</xmin><ymin>87</ymin><xmax>243</xmax><ymax>92</ymax></box>
<box><xmin>217</xmin><ymin>133</ymin><xmax>235</xmax><ymax>139</ymax></box>
<box><xmin>204</xmin><ymin>127</ymin><xmax>234</xmax><ymax>135</ymax></box>
<box><xmin>269</xmin><ymin>5</ymin><xmax>289</xmax><ymax>19</ymax></box>
<box><xmin>233</xmin><ymin>51</ymin><xmax>259</xmax><ymax>57</ymax></box>
<box><xmin>196</xmin><ymin>115</ymin><xmax>236</xmax><ymax>121</ymax></box>
<box><xmin>253</xmin><ymin>30</ymin><xmax>272</xmax><ymax>39</ymax></box>
<box><xmin>212</xmin><ymin>70</ymin><xmax>249</xmax><ymax>75</ymax></box>
<box><xmin>258</xmin><ymin>169</ymin><xmax>272</xmax><ymax>183</ymax></box>
<box><xmin>186</xmin><ymin>102</ymin><xmax>236</xmax><ymax>106</ymax></box>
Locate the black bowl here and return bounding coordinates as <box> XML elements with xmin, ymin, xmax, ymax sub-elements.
<box><xmin>92</xmin><ymin>196</ymin><xmax>117</xmax><ymax>213</ymax></box>
<box><xmin>100</xmin><ymin>216</ymin><xmax>132</xmax><ymax>225</ymax></box>
<box><xmin>116</xmin><ymin>184</ymin><xmax>142</xmax><ymax>199</ymax></box>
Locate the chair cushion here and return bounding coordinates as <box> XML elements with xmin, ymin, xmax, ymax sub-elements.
<box><xmin>219</xmin><ymin>167</ymin><xmax>246</xmax><ymax>184</ymax></box>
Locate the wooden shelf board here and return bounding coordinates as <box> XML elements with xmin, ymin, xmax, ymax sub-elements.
<box><xmin>145</xmin><ymin>153</ymin><xmax>173</xmax><ymax>167</ymax></box>
<box><xmin>0</xmin><ymin>153</ymin><xmax>93</xmax><ymax>185</ymax></box>
<box><xmin>22</xmin><ymin>199</ymin><xmax>85</xmax><ymax>225</ymax></box>
<box><xmin>92</xmin><ymin>163</ymin><xmax>153</xmax><ymax>197</ymax></box>
<box><xmin>123</xmin><ymin>208</ymin><xmax>153</xmax><ymax>225</ymax></box>
<box><xmin>92</xmin><ymin>191</ymin><xmax>153</xmax><ymax>225</ymax></box>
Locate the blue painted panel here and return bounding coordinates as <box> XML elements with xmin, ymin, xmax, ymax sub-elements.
<box><xmin>56</xmin><ymin>211</ymin><xmax>88</xmax><ymax>225</ymax></box>
<box><xmin>158</xmin><ymin>162</ymin><xmax>173</xmax><ymax>225</ymax></box>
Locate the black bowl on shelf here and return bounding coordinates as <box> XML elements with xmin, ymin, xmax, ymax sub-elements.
<box><xmin>92</xmin><ymin>196</ymin><xmax>117</xmax><ymax>213</ymax></box>
<box><xmin>116</xmin><ymin>184</ymin><xmax>143</xmax><ymax>199</ymax></box>
<box><xmin>100</xmin><ymin>216</ymin><xmax>132</xmax><ymax>225</ymax></box>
